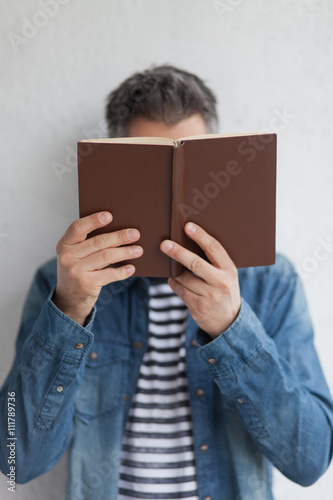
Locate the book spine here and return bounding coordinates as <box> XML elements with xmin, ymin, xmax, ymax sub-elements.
<box><xmin>170</xmin><ymin>142</ymin><xmax>187</xmax><ymax>278</ymax></box>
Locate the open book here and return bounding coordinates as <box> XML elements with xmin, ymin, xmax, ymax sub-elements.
<box><xmin>78</xmin><ymin>132</ymin><xmax>276</xmax><ymax>277</ymax></box>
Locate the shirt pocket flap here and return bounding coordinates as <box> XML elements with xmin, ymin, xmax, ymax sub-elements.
<box><xmin>85</xmin><ymin>341</ymin><xmax>130</xmax><ymax>367</ymax></box>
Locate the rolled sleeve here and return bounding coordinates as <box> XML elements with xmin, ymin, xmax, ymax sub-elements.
<box><xmin>32</xmin><ymin>286</ymin><xmax>95</xmax><ymax>366</ymax></box>
<box><xmin>196</xmin><ymin>298</ymin><xmax>268</xmax><ymax>380</ymax></box>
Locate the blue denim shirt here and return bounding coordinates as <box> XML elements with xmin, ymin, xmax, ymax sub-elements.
<box><xmin>0</xmin><ymin>253</ymin><xmax>332</xmax><ymax>500</ymax></box>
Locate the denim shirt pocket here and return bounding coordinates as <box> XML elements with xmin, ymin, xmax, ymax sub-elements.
<box><xmin>74</xmin><ymin>341</ymin><xmax>130</xmax><ymax>423</ymax></box>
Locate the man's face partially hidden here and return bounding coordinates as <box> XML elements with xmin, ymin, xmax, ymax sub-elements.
<box><xmin>127</xmin><ymin>113</ymin><xmax>208</xmax><ymax>140</ymax></box>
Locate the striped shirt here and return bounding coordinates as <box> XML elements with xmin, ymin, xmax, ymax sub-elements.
<box><xmin>118</xmin><ymin>278</ymin><xmax>199</xmax><ymax>500</ymax></box>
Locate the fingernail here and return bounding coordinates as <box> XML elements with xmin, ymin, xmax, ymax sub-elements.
<box><xmin>133</xmin><ymin>245</ymin><xmax>142</xmax><ymax>255</ymax></box>
<box><xmin>100</xmin><ymin>212</ymin><xmax>112</xmax><ymax>223</ymax></box>
<box><xmin>187</xmin><ymin>223</ymin><xmax>197</xmax><ymax>233</ymax></box>
<box><xmin>162</xmin><ymin>240</ymin><xmax>173</xmax><ymax>251</ymax></box>
<box><xmin>127</xmin><ymin>229</ymin><xmax>139</xmax><ymax>240</ymax></box>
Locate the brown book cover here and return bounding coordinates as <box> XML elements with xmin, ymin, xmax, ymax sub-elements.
<box><xmin>78</xmin><ymin>133</ymin><xmax>276</xmax><ymax>277</ymax></box>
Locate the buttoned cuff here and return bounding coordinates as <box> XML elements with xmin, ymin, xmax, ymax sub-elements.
<box><xmin>31</xmin><ymin>286</ymin><xmax>96</xmax><ymax>365</ymax></box>
<box><xmin>195</xmin><ymin>297</ymin><xmax>269</xmax><ymax>380</ymax></box>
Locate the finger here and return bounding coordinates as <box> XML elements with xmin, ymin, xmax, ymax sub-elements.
<box><xmin>83</xmin><ymin>244</ymin><xmax>143</xmax><ymax>271</ymax></box>
<box><xmin>72</xmin><ymin>227</ymin><xmax>141</xmax><ymax>259</ymax></box>
<box><xmin>171</xmin><ymin>270</ymin><xmax>207</xmax><ymax>296</ymax></box>
<box><xmin>94</xmin><ymin>263</ymin><xmax>136</xmax><ymax>287</ymax></box>
<box><xmin>59</xmin><ymin>212</ymin><xmax>113</xmax><ymax>247</ymax></box>
<box><xmin>167</xmin><ymin>275</ymin><xmax>196</xmax><ymax>305</ymax></box>
<box><xmin>160</xmin><ymin>239</ymin><xmax>219</xmax><ymax>286</ymax></box>
<box><xmin>184</xmin><ymin>222</ymin><xmax>233</xmax><ymax>270</ymax></box>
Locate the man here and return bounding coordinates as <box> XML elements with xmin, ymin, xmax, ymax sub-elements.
<box><xmin>0</xmin><ymin>65</ymin><xmax>332</xmax><ymax>500</ymax></box>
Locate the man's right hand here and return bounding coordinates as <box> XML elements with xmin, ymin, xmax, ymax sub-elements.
<box><xmin>52</xmin><ymin>211</ymin><xmax>143</xmax><ymax>326</ymax></box>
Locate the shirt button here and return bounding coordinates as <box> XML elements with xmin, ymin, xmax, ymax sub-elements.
<box><xmin>124</xmin><ymin>393</ymin><xmax>130</xmax><ymax>401</ymax></box>
<box><xmin>200</xmin><ymin>443</ymin><xmax>209</xmax><ymax>452</ymax></box>
<box><xmin>237</xmin><ymin>397</ymin><xmax>244</xmax><ymax>404</ymax></box>
<box><xmin>75</xmin><ymin>342</ymin><xmax>84</xmax><ymax>349</ymax></box>
<box><xmin>134</xmin><ymin>341</ymin><xmax>143</xmax><ymax>349</ymax></box>
<box><xmin>208</xmin><ymin>357</ymin><xmax>216</xmax><ymax>364</ymax></box>
<box><xmin>190</xmin><ymin>339</ymin><xmax>197</xmax><ymax>347</ymax></box>
<box><xmin>195</xmin><ymin>388</ymin><xmax>204</xmax><ymax>397</ymax></box>
<box><xmin>204</xmin><ymin>496</ymin><xmax>212</xmax><ymax>500</ymax></box>
<box><xmin>56</xmin><ymin>385</ymin><xmax>64</xmax><ymax>393</ymax></box>
<box><xmin>89</xmin><ymin>351</ymin><xmax>98</xmax><ymax>360</ymax></box>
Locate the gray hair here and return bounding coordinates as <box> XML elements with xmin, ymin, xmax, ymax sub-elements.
<box><xmin>105</xmin><ymin>65</ymin><xmax>219</xmax><ymax>137</ymax></box>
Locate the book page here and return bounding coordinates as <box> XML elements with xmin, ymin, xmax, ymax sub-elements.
<box><xmin>80</xmin><ymin>137</ymin><xmax>175</xmax><ymax>146</ymax></box>
<box><xmin>80</xmin><ymin>132</ymin><xmax>273</xmax><ymax>148</ymax></box>
<box><xmin>178</xmin><ymin>131</ymin><xmax>273</xmax><ymax>142</ymax></box>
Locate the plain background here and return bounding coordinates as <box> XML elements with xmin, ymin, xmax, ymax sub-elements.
<box><xmin>0</xmin><ymin>0</ymin><xmax>332</xmax><ymax>498</ymax></box>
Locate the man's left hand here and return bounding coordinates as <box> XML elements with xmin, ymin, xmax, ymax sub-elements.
<box><xmin>160</xmin><ymin>222</ymin><xmax>241</xmax><ymax>339</ymax></box>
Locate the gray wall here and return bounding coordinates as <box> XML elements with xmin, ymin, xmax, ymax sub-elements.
<box><xmin>0</xmin><ymin>0</ymin><xmax>332</xmax><ymax>498</ymax></box>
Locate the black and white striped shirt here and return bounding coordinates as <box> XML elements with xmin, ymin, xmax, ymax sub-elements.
<box><xmin>118</xmin><ymin>278</ymin><xmax>199</xmax><ymax>499</ymax></box>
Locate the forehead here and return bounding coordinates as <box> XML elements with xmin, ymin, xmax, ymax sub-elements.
<box><xmin>127</xmin><ymin>113</ymin><xmax>207</xmax><ymax>139</ymax></box>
